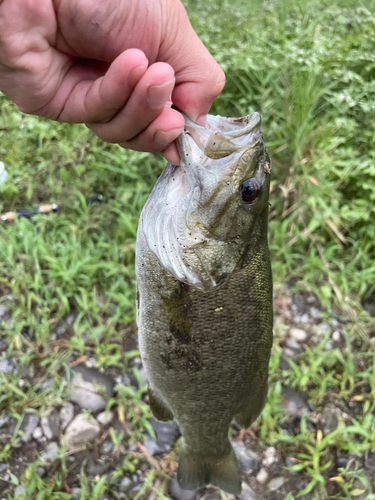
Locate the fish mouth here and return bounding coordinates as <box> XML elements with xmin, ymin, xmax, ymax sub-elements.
<box><xmin>175</xmin><ymin>112</ymin><xmax>265</xmax><ymax>192</ymax></box>
<box><xmin>177</xmin><ymin>112</ymin><xmax>261</xmax><ymax>160</ymax></box>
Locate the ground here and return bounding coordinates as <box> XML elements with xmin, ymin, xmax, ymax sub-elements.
<box><xmin>0</xmin><ymin>0</ymin><xmax>375</xmax><ymax>499</ymax></box>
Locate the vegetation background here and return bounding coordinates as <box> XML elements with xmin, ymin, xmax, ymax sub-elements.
<box><xmin>0</xmin><ymin>0</ymin><xmax>374</xmax><ymax>498</ymax></box>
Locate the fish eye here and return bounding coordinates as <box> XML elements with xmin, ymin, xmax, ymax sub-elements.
<box><xmin>239</xmin><ymin>178</ymin><xmax>261</xmax><ymax>204</ymax></box>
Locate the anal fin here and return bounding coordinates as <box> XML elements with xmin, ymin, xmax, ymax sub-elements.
<box><xmin>148</xmin><ymin>387</ymin><xmax>174</xmax><ymax>422</ymax></box>
<box><xmin>177</xmin><ymin>445</ymin><xmax>241</xmax><ymax>494</ymax></box>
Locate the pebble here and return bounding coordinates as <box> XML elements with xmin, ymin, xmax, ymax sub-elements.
<box><xmin>66</xmin><ymin>313</ymin><xmax>77</xmax><ymax>326</ymax></box>
<box><xmin>322</xmin><ymin>405</ymin><xmax>340</xmax><ymax>434</ymax></box>
<box><xmin>36</xmin><ymin>467</ymin><xmax>46</xmax><ymax>478</ymax></box>
<box><xmin>232</xmin><ymin>441</ymin><xmax>260</xmax><ymax>471</ymax></box>
<box><xmin>55</xmin><ymin>325</ymin><xmax>67</xmax><ymax>337</ymax></box>
<box><xmin>40</xmin><ymin>442</ymin><xmax>59</xmax><ymax>462</ymax></box>
<box><xmin>263</xmin><ymin>447</ymin><xmax>277</xmax><ymax>466</ymax></box>
<box><xmin>285</xmin><ymin>339</ymin><xmax>301</xmax><ymax>351</ymax></box>
<box><xmin>144</xmin><ymin>438</ymin><xmax>165</xmax><ymax>456</ymax></box>
<box><xmin>332</xmin><ymin>331</ymin><xmax>341</xmax><ymax>342</ymax></box>
<box><xmin>168</xmin><ymin>476</ymin><xmax>197</xmax><ymax>500</ymax></box>
<box><xmin>32</xmin><ymin>427</ymin><xmax>43</xmax><ymax>440</ymax></box>
<box><xmin>294</xmin><ymin>313</ymin><xmax>309</xmax><ymax>324</ymax></box>
<box><xmin>120</xmin><ymin>477</ymin><xmax>133</xmax><ymax>493</ymax></box>
<box><xmin>87</xmin><ymin>461</ymin><xmax>106</xmax><ymax>476</ymax></box>
<box><xmin>0</xmin><ymin>413</ymin><xmax>9</xmax><ymax>428</ymax></box>
<box><xmin>0</xmin><ymin>358</ymin><xmax>14</xmax><ymax>374</ymax></box>
<box><xmin>285</xmin><ymin>455</ymin><xmax>297</xmax><ymax>471</ymax></box>
<box><xmin>60</xmin><ymin>402</ymin><xmax>74</xmax><ymax>430</ymax></box>
<box><xmin>310</xmin><ymin>307</ymin><xmax>322</xmax><ymax>320</ymax></box>
<box><xmin>316</xmin><ymin>322</ymin><xmax>330</xmax><ymax>334</ymax></box>
<box><xmin>0</xmin><ymin>305</ymin><xmax>10</xmax><ymax>318</ymax></box>
<box><xmin>237</xmin><ymin>482</ymin><xmax>258</xmax><ymax>500</ymax></box>
<box><xmin>150</xmin><ymin>418</ymin><xmax>180</xmax><ymax>452</ymax></box>
<box><xmin>0</xmin><ymin>464</ymin><xmax>7</xmax><ymax>473</ymax></box>
<box><xmin>283</xmin><ymin>348</ymin><xmax>297</xmax><ymax>358</ymax></box>
<box><xmin>71</xmin><ymin>487</ymin><xmax>82</xmax><ymax>500</ymax></box>
<box><xmin>289</xmin><ymin>327</ymin><xmax>307</xmax><ymax>342</ymax></box>
<box><xmin>67</xmin><ymin>364</ymin><xmax>114</xmax><ymax>412</ymax></box>
<box><xmin>101</xmin><ymin>441</ymin><xmax>113</xmax><ymax>454</ymax></box>
<box><xmin>41</xmin><ymin>407</ymin><xmax>60</xmax><ymax>440</ymax></box>
<box><xmin>41</xmin><ymin>378</ymin><xmax>54</xmax><ymax>391</ymax></box>
<box><xmin>256</xmin><ymin>467</ymin><xmax>269</xmax><ymax>484</ymax></box>
<box><xmin>14</xmin><ymin>485</ymin><xmax>26</xmax><ymax>498</ymax></box>
<box><xmin>19</xmin><ymin>412</ymin><xmax>40</xmax><ymax>443</ymax></box>
<box><xmin>132</xmin><ymin>357</ymin><xmax>143</xmax><ymax>369</ymax></box>
<box><xmin>330</xmin><ymin>318</ymin><xmax>340</xmax><ymax>328</ymax></box>
<box><xmin>97</xmin><ymin>410</ymin><xmax>114</xmax><ymax>425</ymax></box>
<box><xmin>268</xmin><ymin>476</ymin><xmax>285</xmax><ymax>491</ymax></box>
<box><xmin>64</xmin><ymin>414</ymin><xmax>100</xmax><ymax>451</ymax></box>
<box><xmin>325</xmin><ymin>340</ymin><xmax>333</xmax><ymax>350</ymax></box>
<box><xmin>280</xmin><ymin>387</ymin><xmax>309</xmax><ymax>417</ymax></box>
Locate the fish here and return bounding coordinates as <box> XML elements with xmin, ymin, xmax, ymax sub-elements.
<box><xmin>135</xmin><ymin>111</ymin><xmax>273</xmax><ymax>494</ymax></box>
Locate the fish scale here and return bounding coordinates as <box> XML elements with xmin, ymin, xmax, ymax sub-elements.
<box><xmin>136</xmin><ymin>112</ymin><xmax>273</xmax><ymax>494</ymax></box>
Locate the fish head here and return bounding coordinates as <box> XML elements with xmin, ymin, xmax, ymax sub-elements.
<box><xmin>140</xmin><ymin>112</ymin><xmax>271</xmax><ymax>291</ymax></box>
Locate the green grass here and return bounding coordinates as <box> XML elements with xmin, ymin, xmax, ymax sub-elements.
<box><xmin>1</xmin><ymin>0</ymin><xmax>375</xmax><ymax>498</ymax></box>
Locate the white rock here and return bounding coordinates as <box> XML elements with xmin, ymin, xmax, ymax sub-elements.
<box><xmin>14</xmin><ymin>485</ymin><xmax>26</xmax><ymax>498</ymax></box>
<box><xmin>263</xmin><ymin>447</ymin><xmax>277</xmax><ymax>466</ymax></box>
<box><xmin>310</xmin><ymin>307</ymin><xmax>322</xmax><ymax>319</ymax></box>
<box><xmin>68</xmin><ymin>375</ymin><xmax>107</xmax><ymax>411</ymax></box>
<box><xmin>237</xmin><ymin>482</ymin><xmax>257</xmax><ymax>500</ymax></box>
<box><xmin>96</xmin><ymin>410</ymin><xmax>114</xmax><ymax>425</ymax></box>
<box><xmin>60</xmin><ymin>402</ymin><xmax>74</xmax><ymax>430</ymax></box>
<box><xmin>0</xmin><ymin>305</ymin><xmax>10</xmax><ymax>320</ymax></box>
<box><xmin>64</xmin><ymin>414</ymin><xmax>100</xmax><ymax>451</ymax></box>
<box><xmin>268</xmin><ymin>476</ymin><xmax>285</xmax><ymax>491</ymax></box>
<box><xmin>289</xmin><ymin>328</ymin><xmax>307</xmax><ymax>342</ymax></box>
<box><xmin>256</xmin><ymin>467</ymin><xmax>269</xmax><ymax>484</ymax></box>
<box><xmin>40</xmin><ymin>442</ymin><xmax>59</xmax><ymax>463</ymax></box>
<box><xmin>32</xmin><ymin>426</ymin><xmax>43</xmax><ymax>440</ymax></box>
<box><xmin>332</xmin><ymin>331</ymin><xmax>341</xmax><ymax>342</ymax></box>
<box><xmin>20</xmin><ymin>413</ymin><xmax>40</xmax><ymax>443</ymax></box>
<box><xmin>41</xmin><ymin>408</ymin><xmax>60</xmax><ymax>440</ymax></box>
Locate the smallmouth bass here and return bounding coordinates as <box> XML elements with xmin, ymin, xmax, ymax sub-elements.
<box><xmin>135</xmin><ymin>112</ymin><xmax>273</xmax><ymax>494</ymax></box>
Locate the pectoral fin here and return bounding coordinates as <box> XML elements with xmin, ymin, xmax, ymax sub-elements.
<box><xmin>235</xmin><ymin>383</ymin><xmax>268</xmax><ymax>428</ymax></box>
<box><xmin>148</xmin><ymin>387</ymin><xmax>174</xmax><ymax>422</ymax></box>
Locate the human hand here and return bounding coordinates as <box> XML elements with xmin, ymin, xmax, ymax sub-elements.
<box><xmin>0</xmin><ymin>0</ymin><xmax>225</xmax><ymax>163</ymax></box>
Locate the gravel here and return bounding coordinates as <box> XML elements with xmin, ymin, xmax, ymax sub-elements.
<box><xmin>268</xmin><ymin>476</ymin><xmax>285</xmax><ymax>491</ymax></box>
<box><xmin>60</xmin><ymin>402</ymin><xmax>74</xmax><ymax>430</ymax></box>
<box><xmin>67</xmin><ymin>364</ymin><xmax>114</xmax><ymax>412</ymax></box>
<box><xmin>280</xmin><ymin>387</ymin><xmax>310</xmax><ymax>417</ymax></box>
<box><xmin>97</xmin><ymin>410</ymin><xmax>114</xmax><ymax>425</ymax></box>
<box><xmin>263</xmin><ymin>446</ymin><xmax>277</xmax><ymax>466</ymax></box>
<box><xmin>14</xmin><ymin>485</ymin><xmax>26</xmax><ymax>498</ymax></box>
<box><xmin>168</xmin><ymin>476</ymin><xmax>197</xmax><ymax>500</ymax></box>
<box><xmin>237</xmin><ymin>482</ymin><xmax>258</xmax><ymax>500</ymax></box>
<box><xmin>289</xmin><ymin>328</ymin><xmax>308</xmax><ymax>342</ymax></box>
<box><xmin>256</xmin><ymin>467</ymin><xmax>269</xmax><ymax>484</ymax></box>
<box><xmin>41</xmin><ymin>407</ymin><xmax>60</xmax><ymax>440</ymax></box>
<box><xmin>64</xmin><ymin>414</ymin><xmax>100</xmax><ymax>451</ymax></box>
<box><xmin>232</xmin><ymin>440</ymin><xmax>261</xmax><ymax>472</ymax></box>
<box><xmin>40</xmin><ymin>442</ymin><xmax>59</xmax><ymax>463</ymax></box>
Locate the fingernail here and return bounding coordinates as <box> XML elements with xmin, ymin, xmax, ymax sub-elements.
<box><xmin>148</xmin><ymin>79</ymin><xmax>175</xmax><ymax>110</ymax></box>
<box><xmin>129</xmin><ymin>63</ymin><xmax>148</xmax><ymax>86</ymax></box>
<box><xmin>154</xmin><ymin>128</ymin><xmax>183</xmax><ymax>146</ymax></box>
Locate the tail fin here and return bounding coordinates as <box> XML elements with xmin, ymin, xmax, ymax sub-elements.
<box><xmin>177</xmin><ymin>445</ymin><xmax>241</xmax><ymax>494</ymax></box>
